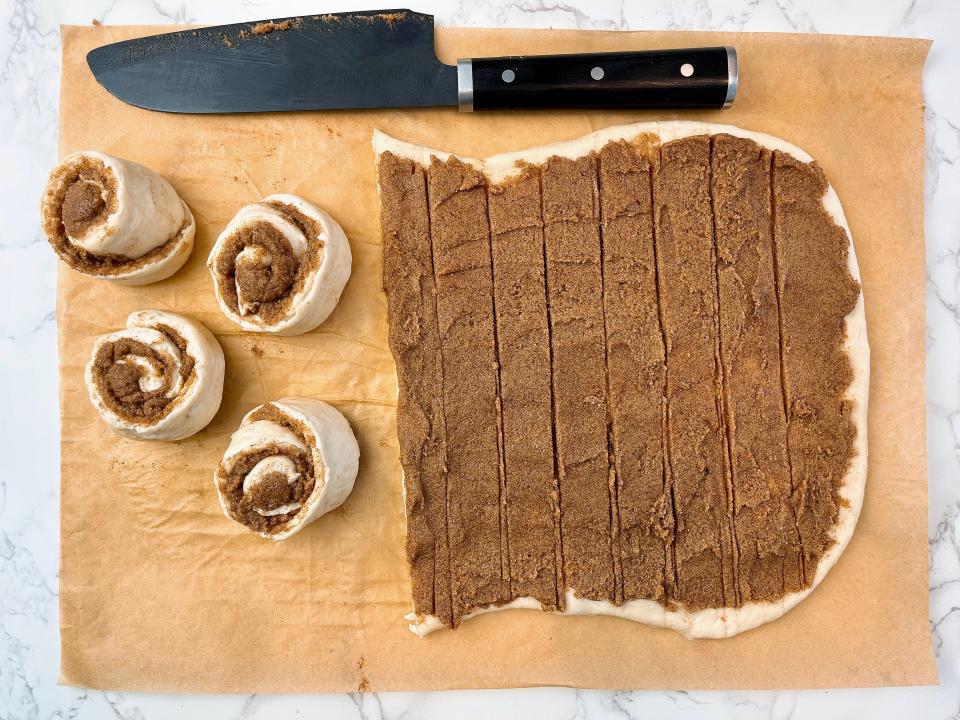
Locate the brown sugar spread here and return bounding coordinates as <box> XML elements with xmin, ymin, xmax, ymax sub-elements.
<box><xmin>711</xmin><ymin>135</ymin><xmax>806</xmax><ymax>600</ymax></box>
<box><xmin>62</xmin><ymin>178</ymin><xmax>107</xmax><ymax>237</ymax></box>
<box><xmin>214</xmin><ymin>200</ymin><xmax>325</xmax><ymax>324</ymax></box>
<box><xmin>216</xmin><ymin>403</ymin><xmax>321</xmax><ymax>533</ymax></box>
<box><xmin>378</xmin><ymin>133</ymin><xmax>860</xmax><ymax>626</ymax></box>
<box><xmin>541</xmin><ymin>154</ymin><xmax>616</xmax><ymax>604</ymax></box>
<box><xmin>42</xmin><ymin>155</ymin><xmax>189</xmax><ymax>275</ymax></box>
<box><xmin>771</xmin><ymin>151</ymin><xmax>860</xmax><ymax>582</ymax></box>
<box><xmin>488</xmin><ymin>168</ymin><xmax>561</xmax><ymax>610</ymax></box>
<box><xmin>92</xmin><ymin>323</ymin><xmax>195</xmax><ymax>423</ymax></box>
<box><xmin>378</xmin><ymin>152</ymin><xmax>452</xmax><ymax>625</ymax></box>
<box><xmin>654</xmin><ymin>136</ymin><xmax>735</xmax><ymax>609</ymax></box>
<box><xmin>427</xmin><ymin>157</ymin><xmax>510</xmax><ymax>619</ymax></box>
<box><xmin>596</xmin><ymin>138</ymin><xmax>669</xmax><ymax>605</ymax></box>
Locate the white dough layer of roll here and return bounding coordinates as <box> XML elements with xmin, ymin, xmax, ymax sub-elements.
<box><xmin>207</xmin><ymin>194</ymin><xmax>352</xmax><ymax>336</ymax></box>
<box><xmin>215</xmin><ymin>397</ymin><xmax>360</xmax><ymax>540</ymax></box>
<box><xmin>40</xmin><ymin>151</ymin><xmax>195</xmax><ymax>285</ymax></box>
<box><xmin>84</xmin><ymin>310</ymin><xmax>225</xmax><ymax>441</ymax></box>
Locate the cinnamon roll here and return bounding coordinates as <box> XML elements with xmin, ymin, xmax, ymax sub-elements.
<box><xmin>215</xmin><ymin>398</ymin><xmax>360</xmax><ymax>540</ymax></box>
<box><xmin>40</xmin><ymin>151</ymin><xmax>195</xmax><ymax>285</ymax></box>
<box><xmin>207</xmin><ymin>194</ymin><xmax>352</xmax><ymax>335</ymax></box>
<box><xmin>84</xmin><ymin>310</ymin><xmax>225</xmax><ymax>441</ymax></box>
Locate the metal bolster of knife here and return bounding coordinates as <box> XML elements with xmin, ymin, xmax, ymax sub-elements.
<box><xmin>457</xmin><ymin>59</ymin><xmax>474</xmax><ymax>113</ymax></box>
<box><xmin>724</xmin><ymin>46</ymin><xmax>739</xmax><ymax>109</ymax></box>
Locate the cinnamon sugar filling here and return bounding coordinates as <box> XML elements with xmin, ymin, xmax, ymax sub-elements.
<box><xmin>92</xmin><ymin>324</ymin><xmax>195</xmax><ymax>423</ymax></box>
<box><xmin>379</xmin><ymin>133</ymin><xmax>861</xmax><ymax>626</ymax></box>
<box><xmin>217</xmin><ymin>403</ymin><xmax>323</xmax><ymax>533</ymax></box>
<box><xmin>214</xmin><ymin>201</ymin><xmax>326</xmax><ymax>324</ymax></box>
<box><xmin>62</xmin><ymin>177</ymin><xmax>108</xmax><ymax>237</ymax></box>
<box><xmin>42</xmin><ymin>156</ymin><xmax>189</xmax><ymax>276</ymax></box>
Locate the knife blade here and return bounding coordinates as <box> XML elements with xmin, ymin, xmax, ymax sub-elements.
<box><xmin>86</xmin><ymin>9</ymin><xmax>738</xmax><ymax>113</ymax></box>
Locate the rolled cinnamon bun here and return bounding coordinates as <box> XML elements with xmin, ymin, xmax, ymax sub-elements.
<box><xmin>207</xmin><ymin>194</ymin><xmax>352</xmax><ymax>335</ymax></box>
<box><xmin>215</xmin><ymin>398</ymin><xmax>360</xmax><ymax>540</ymax></box>
<box><xmin>84</xmin><ymin>310</ymin><xmax>225</xmax><ymax>441</ymax></box>
<box><xmin>40</xmin><ymin>151</ymin><xmax>195</xmax><ymax>285</ymax></box>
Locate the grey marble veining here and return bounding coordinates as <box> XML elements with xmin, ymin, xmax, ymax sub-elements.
<box><xmin>1</xmin><ymin>0</ymin><xmax>958</xmax><ymax>717</ymax></box>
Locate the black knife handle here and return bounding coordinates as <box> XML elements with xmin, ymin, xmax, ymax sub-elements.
<box><xmin>457</xmin><ymin>47</ymin><xmax>737</xmax><ymax>111</ymax></box>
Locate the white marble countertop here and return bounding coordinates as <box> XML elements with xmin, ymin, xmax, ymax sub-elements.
<box><xmin>2</xmin><ymin>0</ymin><xmax>958</xmax><ymax>717</ymax></box>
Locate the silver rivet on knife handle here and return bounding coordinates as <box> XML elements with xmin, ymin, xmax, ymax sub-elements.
<box><xmin>457</xmin><ymin>59</ymin><xmax>474</xmax><ymax>113</ymax></box>
<box><xmin>724</xmin><ymin>46</ymin><xmax>739</xmax><ymax>109</ymax></box>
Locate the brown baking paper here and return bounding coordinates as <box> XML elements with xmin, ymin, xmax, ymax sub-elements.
<box><xmin>57</xmin><ymin>24</ymin><xmax>935</xmax><ymax>691</ymax></box>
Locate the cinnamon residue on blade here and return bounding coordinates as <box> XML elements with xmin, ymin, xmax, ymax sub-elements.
<box><xmin>250</xmin><ymin>20</ymin><xmax>293</xmax><ymax>35</ymax></box>
<box><xmin>377</xmin><ymin>11</ymin><xmax>409</xmax><ymax>27</ymax></box>
<box><xmin>355</xmin><ymin>11</ymin><xmax>409</xmax><ymax>27</ymax></box>
<box><xmin>233</xmin><ymin>17</ymin><xmax>300</xmax><ymax>41</ymax></box>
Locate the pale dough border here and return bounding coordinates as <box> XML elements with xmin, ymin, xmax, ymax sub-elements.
<box><xmin>372</xmin><ymin>122</ymin><xmax>869</xmax><ymax>639</ymax></box>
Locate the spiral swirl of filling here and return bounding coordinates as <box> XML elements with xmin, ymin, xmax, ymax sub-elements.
<box><xmin>217</xmin><ymin>404</ymin><xmax>319</xmax><ymax>533</ymax></box>
<box><xmin>215</xmin><ymin>398</ymin><xmax>360</xmax><ymax>540</ymax></box>
<box><xmin>41</xmin><ymin>151</ymin><xmax>195</xmax><ymax>285</ymax></box>
<box><xmin>85</xmin><ymin>310</ymin><xmax>225</xmax><ymax>441</ymax></box>
<box><xmin>208</xmin><ymin>194</ymin><xmax>352</xmax><ymax>335</ymax></box>
<box><xmin>221</xmin><ymin>204</ymin><xmax>313</xmax><ymax>321</ymax></box>
<box><xmin>92</xmin><ymin>324</ymin><xmax>194</xmax><ymax>422</ymax></box>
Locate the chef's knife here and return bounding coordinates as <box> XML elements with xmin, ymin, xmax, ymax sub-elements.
<box><xmin>86</xmin><ymin>9</ymin><xmax>738</xmax><ymax>113</ymax></box>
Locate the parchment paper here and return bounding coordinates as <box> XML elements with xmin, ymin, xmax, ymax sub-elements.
<box><xmin>57</xmin><ymin>24</ymin><xmax>935</xmax><ymax>691</ymax></box>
